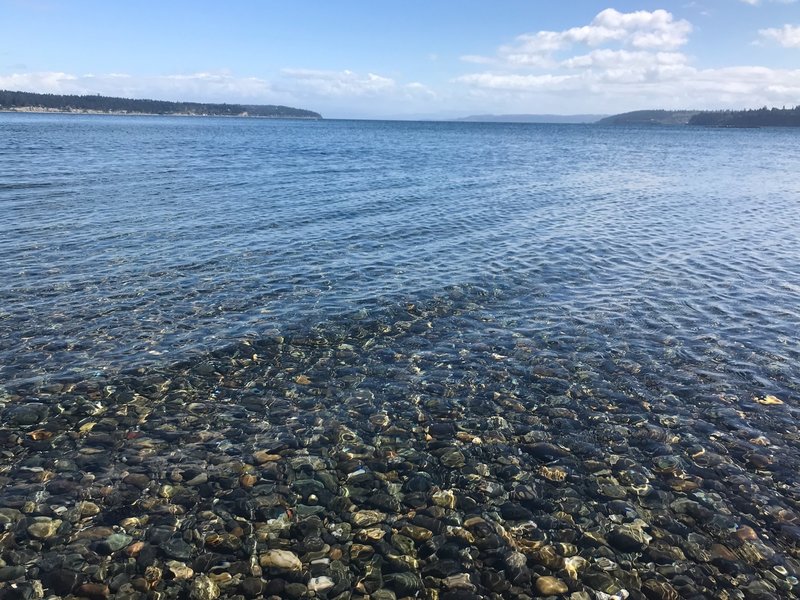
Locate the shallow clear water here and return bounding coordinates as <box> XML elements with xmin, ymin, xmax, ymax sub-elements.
<box><xmin>2</xmin><ymin>113</ymin><xmax>800</xmax><ymax>598</ymax></box>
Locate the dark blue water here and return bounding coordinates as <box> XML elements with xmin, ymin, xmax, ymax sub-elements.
<box><xmin>3</xmin><ymin>113</ymin><xmax>800</xmax><ymax>597</ymax></box>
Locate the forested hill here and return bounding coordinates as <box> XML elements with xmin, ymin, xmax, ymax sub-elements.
<box><xmin>596</xmin><ymin>110</ymin><xmax>700</xmax><ymax>125</ymax></box>
<box><xmin>0</xmin><ymin>90</ymin><xmax>322</xmax><ymax>119</ymax></box>
<box><xmin>689</xmin><ymin>106</ymin><xmax>800</xmax><ymax>127</ymax></box>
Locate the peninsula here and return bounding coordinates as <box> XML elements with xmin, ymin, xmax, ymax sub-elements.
<box><xmin>0</xmin><ymin>89</ymin><xmax>322</xmax><ymax>119</ymax></box>
<box><xmin>596</xmin><ymin>110</ymin><xmax>700</xmax><ymax>126</ymax></box>
<box><xmin>598</xmin><ymin>106</ymin><xmax>800</xmax><ymax>128</ymax></box>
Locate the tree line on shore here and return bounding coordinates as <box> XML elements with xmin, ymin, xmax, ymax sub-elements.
<box><xmin>0</xmin><ymin>89</ymin><xmax>322</xmax><ymax>119</ymax></box>
<box><xmin>689</xmin><ymin>106</ymin><xmax>800</xmax><ymax>127</ymax></box>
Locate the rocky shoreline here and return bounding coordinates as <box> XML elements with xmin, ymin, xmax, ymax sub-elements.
<box><xmin>1</xmin><ymin>302</ymin><xmax>799</xmax><ymax>600</ymax></box>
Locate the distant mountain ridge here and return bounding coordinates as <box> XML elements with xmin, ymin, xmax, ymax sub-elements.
<box><xmin>457</xmin><ymin>113</ymin><xmax>606</xmax><ymax>124</ymax></box>
<box><xmin>0</xmin><ymin>89</ymin><xmax>322</xmax><ymax>119</ymax></box>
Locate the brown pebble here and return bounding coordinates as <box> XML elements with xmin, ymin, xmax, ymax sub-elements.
<box><xmin>126</xmin><ymin>541</ymin><xmax>146</xmax><ymax>557</ymax></box>
<box><xmin>535</xmin><ymin>575</ymin><xmax>568</xmax><ymax>596</ymax></box>
<box><xmin>76</xmin><ymin>583</ymin><xmax>110</xmax><ymax>600</ymax></box>
<box><xmin>736</xmin><ymin>525</ymin><xmax>759</xmax><ymax>542</ymax></box>
<box><xmin>711</xmin><ymin>543</ymin><xmax>738</xmax><ymax>562</ymax></box>
<box><xmin>240</xmin><ymin>473</ymin><xmax>258</xmax><ymax>488</ymax></box>
<box><xmin>253</xmin><ymin>451</ymin><xmax>281</xmax><ymax>464</ymax></box>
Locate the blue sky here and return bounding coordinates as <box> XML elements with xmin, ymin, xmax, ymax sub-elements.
<box><xmin>1</xmin><ymin>0</ymin><xmax>799</xmax><ymax>118</ymax></box>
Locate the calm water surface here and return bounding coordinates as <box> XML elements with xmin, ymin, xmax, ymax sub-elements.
<box><xmin>3</xmin><ymin>114</ymin><xmax>798</xmax><ymax>390</ymax></box>
<box><xmin>2</xmin><ymin>113</ymin><xmax>800</xmax><ymax>598</ymax></box>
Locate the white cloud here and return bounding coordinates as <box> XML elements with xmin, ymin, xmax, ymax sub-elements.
<box><xmin>453</xmin><ymin>8</ymin><xmax>800</xmax><ymax>113</ymax></box>
<box><xmin>489</xmin><ymin>8</ymin><xmax>692</xmax><ymax>69</ymax></box>
<box><xmin>759</xmin><ymin>24</ymin><xmax>800</xmax><ymax>47</ymax></box>
<box><xmin>279</xmin><ymin>69</ymin><xmax>395</xmax><ymax>97</ymax></box>
<box><xmin>561</xmin><ymin>49</ymin><xmax>688</xmax><ymax>70</ymax></box>
<box><xmin>406</xmin><ymin>81</ymin><xmax>436</xmax><ymax>97</ymax></box>
<box><xmin>459</xmin><ymin>54</ymin><xmax>496</xmax><ymax>65</ymax></box>
<box><xmin>455</xmin><ymin>62</ymin><xmax>800</xmax><ymax>111</ymax></box>
<box><xmin>456</xmin><ymin>73</ymin><xmax>579</xmax><ymax>92</ymax></box>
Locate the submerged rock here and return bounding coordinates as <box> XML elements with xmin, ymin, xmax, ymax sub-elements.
<box><xmin>259</xmin><ymin>550</ymin><xmax>302</xmax><ymax>571</ymax></box>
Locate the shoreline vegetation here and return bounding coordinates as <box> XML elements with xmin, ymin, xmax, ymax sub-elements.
<box><xmin>596</xmin><ymin>107</ymin><xmax>800</xmax><ymax>128</ymax></box>
<box><xmin>0</xmin><ymin>89</ymin><xmax>322</xmax><ymax>119</ymax></box>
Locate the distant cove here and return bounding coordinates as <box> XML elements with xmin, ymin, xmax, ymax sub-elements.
<box><xmin>0</xmin><ymin>89</ymin><xmax>322</xmax><ymax>119</ymax></box>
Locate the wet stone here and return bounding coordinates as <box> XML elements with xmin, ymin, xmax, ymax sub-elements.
<box><xmin>608</xmin><ymin>526</ymin><xmax>650</xmax><ymax>552</ymax></box>
<box><xmin>42</xmin><ymin>568</ymin><xmax>80</xmax><ymax>595</ymax></box>
<box><xmin>440</xmin><ymin>449</ymin><xmax>466</xmax><ymax>469</ymax></box>
<box><xmin>27</xmin><ymin>519</ymin><xmax>61</xmax><ymax>540</ymax></box>
<box><xmin>284</xmin><ymin>582</ymin><xmax>307</xmax><ymax>598</ymax></box>
<box><xmin>400</xmin><ymin>524</ymin><xmax>433</xmax><ymax>541</ymax></box>
<box><xmin>94</xmin><ymin>533</ymin><xmax>133</xmax><ymax>554</ymax></box>
<box><xmin>308</xmin><ymin>576</ymin><xmax>334</xmax><ymax>593</ymax></box>
<box><xmin>259</xmin><ymin>550</ymin><xmax>302</xmax><ymax>571</ymax></box>
<box><xmin>642</xmin><ymin>579</ymin><xmax>680</xmax><ymax>600</ymax></box>
<box><xmin>76</xmin><ymin>583</ymin><xmax>110</xmax><ymax>600</ymax></box>
<box><xmin>384</xmin><ymin>572</ymin><xmax>424</xmax><ymax>596</ymax></box>
<box><xmin>5</xmin><ymin>403</ymin><xmax>48</xmax><ymax>426</ymax></box>
<box><xmin>0</xmin><ymin>566</ymin><xmax>26</xmax><ymax>581</ymax></box>
<box><xmin>189</xmin><ymin>575</ymin><xmax>219</xmax><ymax>600</ymax></box>
<box><xmin>122</xmin><ymin>473</ymin><xmax>150</xmax><ymax>490</ymax></box>
<box><xmin>536</xmin><ymin>575</ymin><xmax>569</xmax><ymax>596</ymax></box>
<box><xmin>162</xmin><ymin>538</ymin><xmax>194</xmax><ymax>561</ymax></box>
<box><xmin>0</xmin><ymin>584</ymin><xmax>35</xmax><ymax>600</ymax></box>
<box><xmin>500</xmin><ymin>502</ymin><xmax>534</xmax><ymax>521</ymax></box>
<box><xmin>240</xmin><ymin>578</ymin><xmax>264</xmax><ymax>598</ymax></box>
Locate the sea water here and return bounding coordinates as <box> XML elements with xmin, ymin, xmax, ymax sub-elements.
<box><xmin>2</xmin><ymin>113</ymin><xmax>800</xmax><ymax>597</ymax></box>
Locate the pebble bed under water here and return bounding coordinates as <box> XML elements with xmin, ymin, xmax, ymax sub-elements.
<box><xmin>1</xmin><ymin>115</ymin><xmax>800</xmax><ymax>600</ymax></box>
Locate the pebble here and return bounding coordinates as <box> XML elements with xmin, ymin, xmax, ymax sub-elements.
<box><xmin>189</xmin><ymin>576</ymin><xmax>219</xmax><ymax>600</ymax></box>
<box><xmin>76</xmin><ymin>583</ymin><xmax>110</xmax><ymax>600</ymax></box>
<box><xmin>42</xmin><ymin>569</ymin><xmax>80</xmax><ymax>595</ymax></box>
<box><xmin>166</xmin><ymin>560</ymin><xmax>194</xmax><ymax>580</ymax></box>
<box><xmin>608</xmin><ymin>526</ymin><xmax>651</xmax><ymax>552</ymax></box>
<box><xmin>259</xmin><ymin>549</ymin><xmax>302</xmax><ymax>571</ymax></box>
<box><xmin>5</xmin><ymin>402</ymin><xmax>48</xmax><ymax>426</ymax></box>
<box><xmin>284</xmin><ymin>582</ymin><xmax>307</xmax><ymax>598</ymax></box>
<box><xmin>0</xmin><ymin>566</ymin><xmax>26</xmax><ymax>581</ymax></box>
<box><xmin>27</xmin><ymin>519</ymin><xmax>61</xmax><ymax>540</ymax></box>
<box><xmin>536</xmin><ymin>575</ymin><xmax>569</xmax><ymax>596</ymax></box>
<box><xmin>308</xmin><ymin>576</ymin><xmax>334</xmax><ymax>593</ymax></box>
<box><xmin>99</xmin><ymin>533</ymin><xmax>133</xmax><ymax>553</ymax></box>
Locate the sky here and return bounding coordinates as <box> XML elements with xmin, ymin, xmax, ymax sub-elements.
<box><xmin>1</xmin><ymin>0</ymin><xmax>799</xmax><ymax>119</ymax></box>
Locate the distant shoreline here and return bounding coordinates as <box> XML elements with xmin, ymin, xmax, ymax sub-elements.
<box><xmin>0</xmin><ymin>106</ymin><xmax>321</xmax><ymax>119</ymax></box>
<box><xmin>0</xmin><ymin>89</ymin><xmax>323</xmax><ymax>119</ymax></box>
